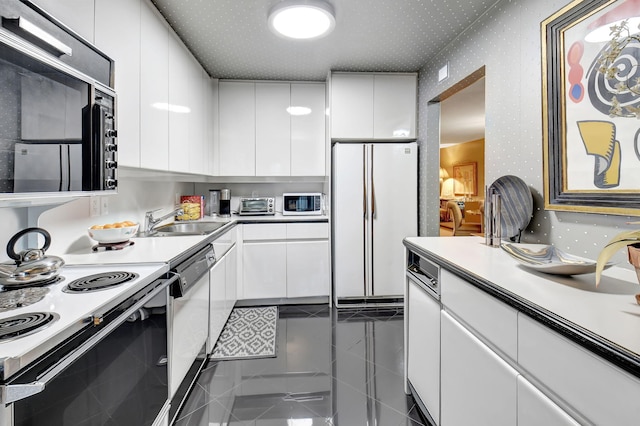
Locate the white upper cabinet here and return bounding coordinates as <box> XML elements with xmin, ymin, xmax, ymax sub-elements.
<box><xmin>330</xmin><ymin>73</ymin><xmax>374</xmax><ymax>139</ymax></box>
<box><xmin>168</xmin><ymin>32</ymin><xmax>191</xmax><ymax>173</ymax></box>
<box><xmin>33</xmin><ymin>0</ymin><xmax>95</xmax><ymax>43</ymax></box>
<box><xmin>94</xmin><ymin>0</ymin><xmax>141</xmax><ymax>168</ymax></box>
<box><xmin>256</xmin><ymin>83</ymin><xmax>291</xmax><ymax>176</ymax></box>
<box><xmin>373</xmin><ymin>73</ymin><xmax>417</xmax><ymax>139</ymax></box>
<box><xmin>207</xmin><ymin>79</ymin><xmax>220</xmax><ymax>176</ymax></box>
<box><xmin>330</xmin><ymin>72</ymin><xmax>417</xmax><ymax>140</ymax></box>
<box><xmin>218</xmin><ymin>80</ymin><xmax>326</xmax><ymax>177</ymax></box>
<box><xmin>219</xmin><ymin>81</ymin><xmax>256</xmax><ymax>176</ymax></box>
<box><xmin>291</xmin><ymin>83</ymin><xmax>326</xmax><ymax>176</ymax></box>
<box><xmin>139</xmin><ymin>0</ymin><xmax>169</xmax><ymax>171</ymax></box>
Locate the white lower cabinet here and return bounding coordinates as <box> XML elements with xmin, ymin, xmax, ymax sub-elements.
<box><xmin>406</xmin><ymin>279</ymin><xmax>440</xmax><ymax>425</ymax></box>
<box><xmin>440</xmin><ymin>311</ymin><xmax>517</xmax><ymax>426</ymax></box>
<box><xmin>208</xmin><ymin>255</ymin><xmax>227</xmax><ymax>353</ymax></box>
<box><xmin>224</xmin><ymin>245</ymin><xmax>237</xmax><ymax>316</ymax></box>
<box><xmin>519</xmin><ymin>313</ymin><xmax>640</xmax><ymax>425</ymax></box>
<box><xmin>517</xmin><ymin>376</ymin><xmax>580</xmax><ymax>426</ymax></box>
<box><xmin>241</xmin><ymin>223</ymin><xmax>329</xmax><ymax>300</ymax></box>
<box><xmin>286</xmin><ymin>240</ymin><xmax>329</xmax><ymax>298</ymax></box>
<box><xmin>242</xmin><ymin>241</ymin><xmax>287</xmax><ymax>299</ymax></box>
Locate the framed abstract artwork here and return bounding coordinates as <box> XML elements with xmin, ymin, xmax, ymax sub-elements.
<box><xmin>542</xmin><ymin>0</ymin><xmax>640</xmax><ymax>215</ymax></box>
<box><xmin>453</xmin><ymin>162</ymin><xmax>477</xmax><ymax>196</ymax></box>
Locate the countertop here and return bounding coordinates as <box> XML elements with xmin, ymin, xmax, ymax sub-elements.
<box><xmin>404</xmin><ymin>236</ymin><xmax>640</xmax><ymax>377</ymax></box>
<box><xmin>64</xmin><ymin>213</ymin><xmax>329</xmax><ymax>266</ymax></box>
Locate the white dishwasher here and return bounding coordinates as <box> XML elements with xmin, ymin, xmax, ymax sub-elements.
<box><xmin>169</xmin><ymin>244</ymin><xmax>215</xmax><ymax>423</ymax></box>
<box><xmin>405</xmin><ymin>247</ymin><xmax>441</xmax><ymax>425</ymax></box>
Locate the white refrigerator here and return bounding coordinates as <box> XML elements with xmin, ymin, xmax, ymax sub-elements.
<box><xmin>332</xmin><ymin>142</ymin><xmax>417</xmax><ymax>306</ymax></box>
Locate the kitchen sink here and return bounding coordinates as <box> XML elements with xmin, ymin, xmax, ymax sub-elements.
<box><xmin>148</xmin><ymin>222</ymin><xmax>226</xmax><ymax>236</ymax></box>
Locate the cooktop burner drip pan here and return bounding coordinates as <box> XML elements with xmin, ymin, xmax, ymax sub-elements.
<box><xmin>0</xmin><ymin>312</ymin><xmax>59</xmax><ymax>341</ymax></box>
<box><xmin>63</xmin><ymin>271</ymin><xmax>139</xmax><ymax>293</ymax></box>
<box><xmin>0</xmin><ymin>287</ymin><xmax>50</xmax><ymax>312</ymax></box>
<box><xmin>0</xmin><ymin>275</ymin><xmax>64</xmax><ymax>290</ymax></box>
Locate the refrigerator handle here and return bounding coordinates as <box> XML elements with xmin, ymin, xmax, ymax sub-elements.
<box><xmin>362</xmin><ymin>145</ymin><xmax>367</xmax><ymax>218</ymax></box>
<box><xmin>371</xmin><ymin>145</ymin><xmax>376</xmax><ymax>219</ymax></box>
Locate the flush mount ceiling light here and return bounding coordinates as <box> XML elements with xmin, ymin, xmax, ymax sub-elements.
<box><xmin>268</xmin><ymin>0</ymin><xmax>335</xmax><ymax>40</ymax></box>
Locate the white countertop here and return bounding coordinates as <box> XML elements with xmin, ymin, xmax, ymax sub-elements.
<box><xmin>64</xmin><ymin>213</ymin><xmax>328</xmax><ymax>265</ymax></box>
<box><xmin>405</xmin><ymin>236</ymin><xmax>640</xmax><ymax>358</ymax></box>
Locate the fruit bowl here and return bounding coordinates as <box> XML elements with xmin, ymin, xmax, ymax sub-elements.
<box><xmin>88</xmin><ymin>222</ymin><xmax>139</xmax><ymax>244</ymax></box>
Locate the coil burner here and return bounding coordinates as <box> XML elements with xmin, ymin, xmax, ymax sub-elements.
<box><xmin>0</xmin><ymin>287</ymin><xmax>50</xmax><ymax>313</ymax></box>
<box><xmin>0</xmin><ymin>312</ymin><xmax>59</xmax><ymax>341</ymax></box>
<box><xmin>63</xmin><ymin>271</ymin><xmax>139</xmax><ymax>293</ymax></box>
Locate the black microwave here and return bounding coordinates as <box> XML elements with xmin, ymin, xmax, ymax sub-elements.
<box><xmin>0</xmin><ymin>1</ymin><xmax>117</xmax><ymax>198</ymax></box>
<box><xmin>283</xmin><ymin>193</ymin><xmax>323</xmax><ymax>215</ymax></box>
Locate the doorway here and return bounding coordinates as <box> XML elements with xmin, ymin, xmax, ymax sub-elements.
<box><xmin>437</xmin><ymin>73</ymin><xmax>486</xmax><ymax>236</ymax></box>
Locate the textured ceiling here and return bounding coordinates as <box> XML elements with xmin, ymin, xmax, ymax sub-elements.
<box><xmin>151</xmin><ymin>0</ymin><xmax>498</xmax><ymax>81</ymax></box>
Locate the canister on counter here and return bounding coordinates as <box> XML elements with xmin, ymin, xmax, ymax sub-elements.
<box><xmin>219</xmin><ymin>189</ymin><xmax>231</xmax><ymax>218</ymax></box>
<box><xmin>208</xmin><ymin>190</ymin><xmax>221</xmax><ymax>216</ymax></box>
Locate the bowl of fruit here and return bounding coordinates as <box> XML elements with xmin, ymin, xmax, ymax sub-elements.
<box><xmin>88</xmin><ymin>221</ymin><xmax>139</xmax><ymax>244</ymax></box>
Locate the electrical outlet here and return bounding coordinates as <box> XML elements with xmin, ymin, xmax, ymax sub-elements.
<box><xmin>89</xmin><ymin>196</ymin><xmax>100</xmax><ymax>217</ymax></box>
<box><xmin>100</xmin><ymin>196</ymin><xmax>109</xmax><ymax>215</ymax></box>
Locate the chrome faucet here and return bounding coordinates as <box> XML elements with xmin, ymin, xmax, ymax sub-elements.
<box><xmin>144</xmin><ymin>207</ymin><xmax>184</xmax><ymax>234</ymax></box>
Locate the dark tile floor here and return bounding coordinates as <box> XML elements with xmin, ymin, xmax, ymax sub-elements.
<box><xmin>174</xmin><ymin>304</ymin><xmax>428</xmax><ymax>425</ymax></box>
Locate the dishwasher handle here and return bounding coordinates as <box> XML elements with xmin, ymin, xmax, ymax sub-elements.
<box><xmin>171</xmin><ymin>247</ymin><xmax>215</xmax><ymax>298</ymax></box>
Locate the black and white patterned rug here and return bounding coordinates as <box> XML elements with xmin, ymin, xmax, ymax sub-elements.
<box><xmin>211</xmin><ymin>306</ymin><xmax>278</xmax><ymax>360</ymax></box>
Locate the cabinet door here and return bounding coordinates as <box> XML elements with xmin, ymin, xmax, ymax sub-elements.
<box><xmin>207</xmin><ymin>79</ymin><xmax>219</xmax><ymax>176</ymax></box>
<box><xmin>373</xmin><ymin>74</ymin><xmax>417</xmax><ymax>139</ymax></box>
<box><xmin>209</xmin><ymin>258</ymin><xmax>226</xmax><ymax>353</ymax></box>
<box><xmin>224</xmin><ymin>245</ymin><xmax>237</xmax><ymax>317</ymax></box>
<box><xmin>188</xmin><ymin>64</ymin><xmax>206</xmax><ymax>175</ymax></box>
<box><xmin>139</xmin><ymin>0</ymin><xmax>169</xmax><ymax>170</ymax></box>
<box><xmin>286</xmin><ymin>240</ymin><xmax>329</xmax><ymax>298</ymax></box>
<box><xmin>256</xmin><ymin>83</ymin><xmax>290</xmax><ymax>176</ymax></box>
<box><xmin>242</xmin><ymin>242</ymin><xmax>286</xmax><ymax>299</ymax></box>
<box><xmin>407</xmin><ymin>280</ymin><xmax>440</xmax><ymax>424</ymax></box>
<box><xmin>517</xmin><ymin>376</ymin><xmax>580</xmax><ymax>426</ymax></box>
<box><xmin>441</xmin><ymin>311</ymin><xmax>517</xmax><ymax>426</ymax></box>
<box><xmin>95</xmin><ymin>0</ymin><xmax>141</xmax><ymax>167</ymax></box>
<box><xmin>168</xmin><ymin>31</ymin><xmax>191</xmax><ymax>173</ymax></box>
<box><xmin>330</xmin><ymin>73</ymin><xmax>374</xmax><ymax>139</ymax></box>
<box><xmin>291</xmin><ymin>83</ymin><xmax>325</xmax><ymax>176</ymax></box>
<box><xmin>518</xmin><ymin>314</ymin><xmax>640</xmax><ymax>425</ymax></box>
<box><xmin>34</xmin><ymin>0</ymin><xmax>95</xmax><ymax>42</ymax></box>
<box><xmin>219</xmin><ymin>81</ymin><xmax>255</xmax><ymax>176</ymax></box>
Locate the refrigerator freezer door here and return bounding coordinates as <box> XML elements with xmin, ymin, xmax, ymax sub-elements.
<box><xmin>370</xmin><ymin>143</ymin><xmax>417</xmax><ymax>296</ymax></box>
<box><xmin>333</xmin><ymin>143</ymin><xmax>367</xmax><ymax>298</ymax></box>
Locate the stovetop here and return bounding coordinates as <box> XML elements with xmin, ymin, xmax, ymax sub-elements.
<box><xmin>0</xmin><ymin>263</ymin><xmax>168</xmax><ymax>380</ymax></box>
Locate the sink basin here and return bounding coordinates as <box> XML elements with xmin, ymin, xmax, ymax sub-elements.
<box><xmin>148</xmin><ymin>222</ymin><xmax>226</xmax><ymax>236</ymax></box>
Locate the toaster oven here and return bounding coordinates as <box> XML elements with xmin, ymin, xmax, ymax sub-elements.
<box><xmin>237</xmin><ymin>197</ymin><xmax>275</xmax><ymax>215</ymax></box>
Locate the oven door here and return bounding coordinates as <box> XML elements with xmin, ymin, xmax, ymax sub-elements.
<box><xmin>3</xmin><ymin>275</ymin><xmax>175</xmax><ymax>426</ymax></box>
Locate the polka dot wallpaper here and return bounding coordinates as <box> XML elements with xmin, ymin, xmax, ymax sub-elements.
<box><xmin>418</xmin><ymin>0</ymin><xmax>638</xmax><ymax>266</ymax></box>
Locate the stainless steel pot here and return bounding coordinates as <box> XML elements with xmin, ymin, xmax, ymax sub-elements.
<box><xmin>0</xmin><ymin>228</ymin><xmax>65</xmax><ymax>287</ymax></box>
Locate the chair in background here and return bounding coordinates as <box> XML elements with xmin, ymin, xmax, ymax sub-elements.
<box><xmin>446</xmin><ymin>201</ymin><xmax>480</xmax><ymax>236</ymax></box>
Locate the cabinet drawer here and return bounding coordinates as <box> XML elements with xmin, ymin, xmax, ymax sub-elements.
<box><xmin>518</xmin><ymin>314</ymin><xmax>640</xmax><ymax>426</ymax></box>
<box><xmin>242</xmin><ymin>223</ymin><xmax>286</xmax><ymax>240</ymax></box>
<box><xmin>441</xmin><ymin>268</ymin><xmax>517</xmax><ymax>360</ymax></box>
<box><xmin>286</xmin><ymin>223</ymin><xmax>328</xmax><ymax>239</ymax></box>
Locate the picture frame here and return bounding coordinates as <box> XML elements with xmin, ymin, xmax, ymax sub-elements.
<box><xmin>453</xmin><ymin>162</ymin><xmax>477</xmax><ymax>196</ymax></box>
<box><xmin>542</xmin><ymin>0</ymin><xmax>640</xmax><ymax>216</ymax></box>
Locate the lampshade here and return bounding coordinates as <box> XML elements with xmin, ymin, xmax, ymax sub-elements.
<box><xmin>439</xmin><ymin>167</ymin><xmax>449</xmax><ymax>180</ymax></box>
<box><xmin>268</xmin><ymin>0</ymin><xmax>336</xmax><ymax>40</ymax></box>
